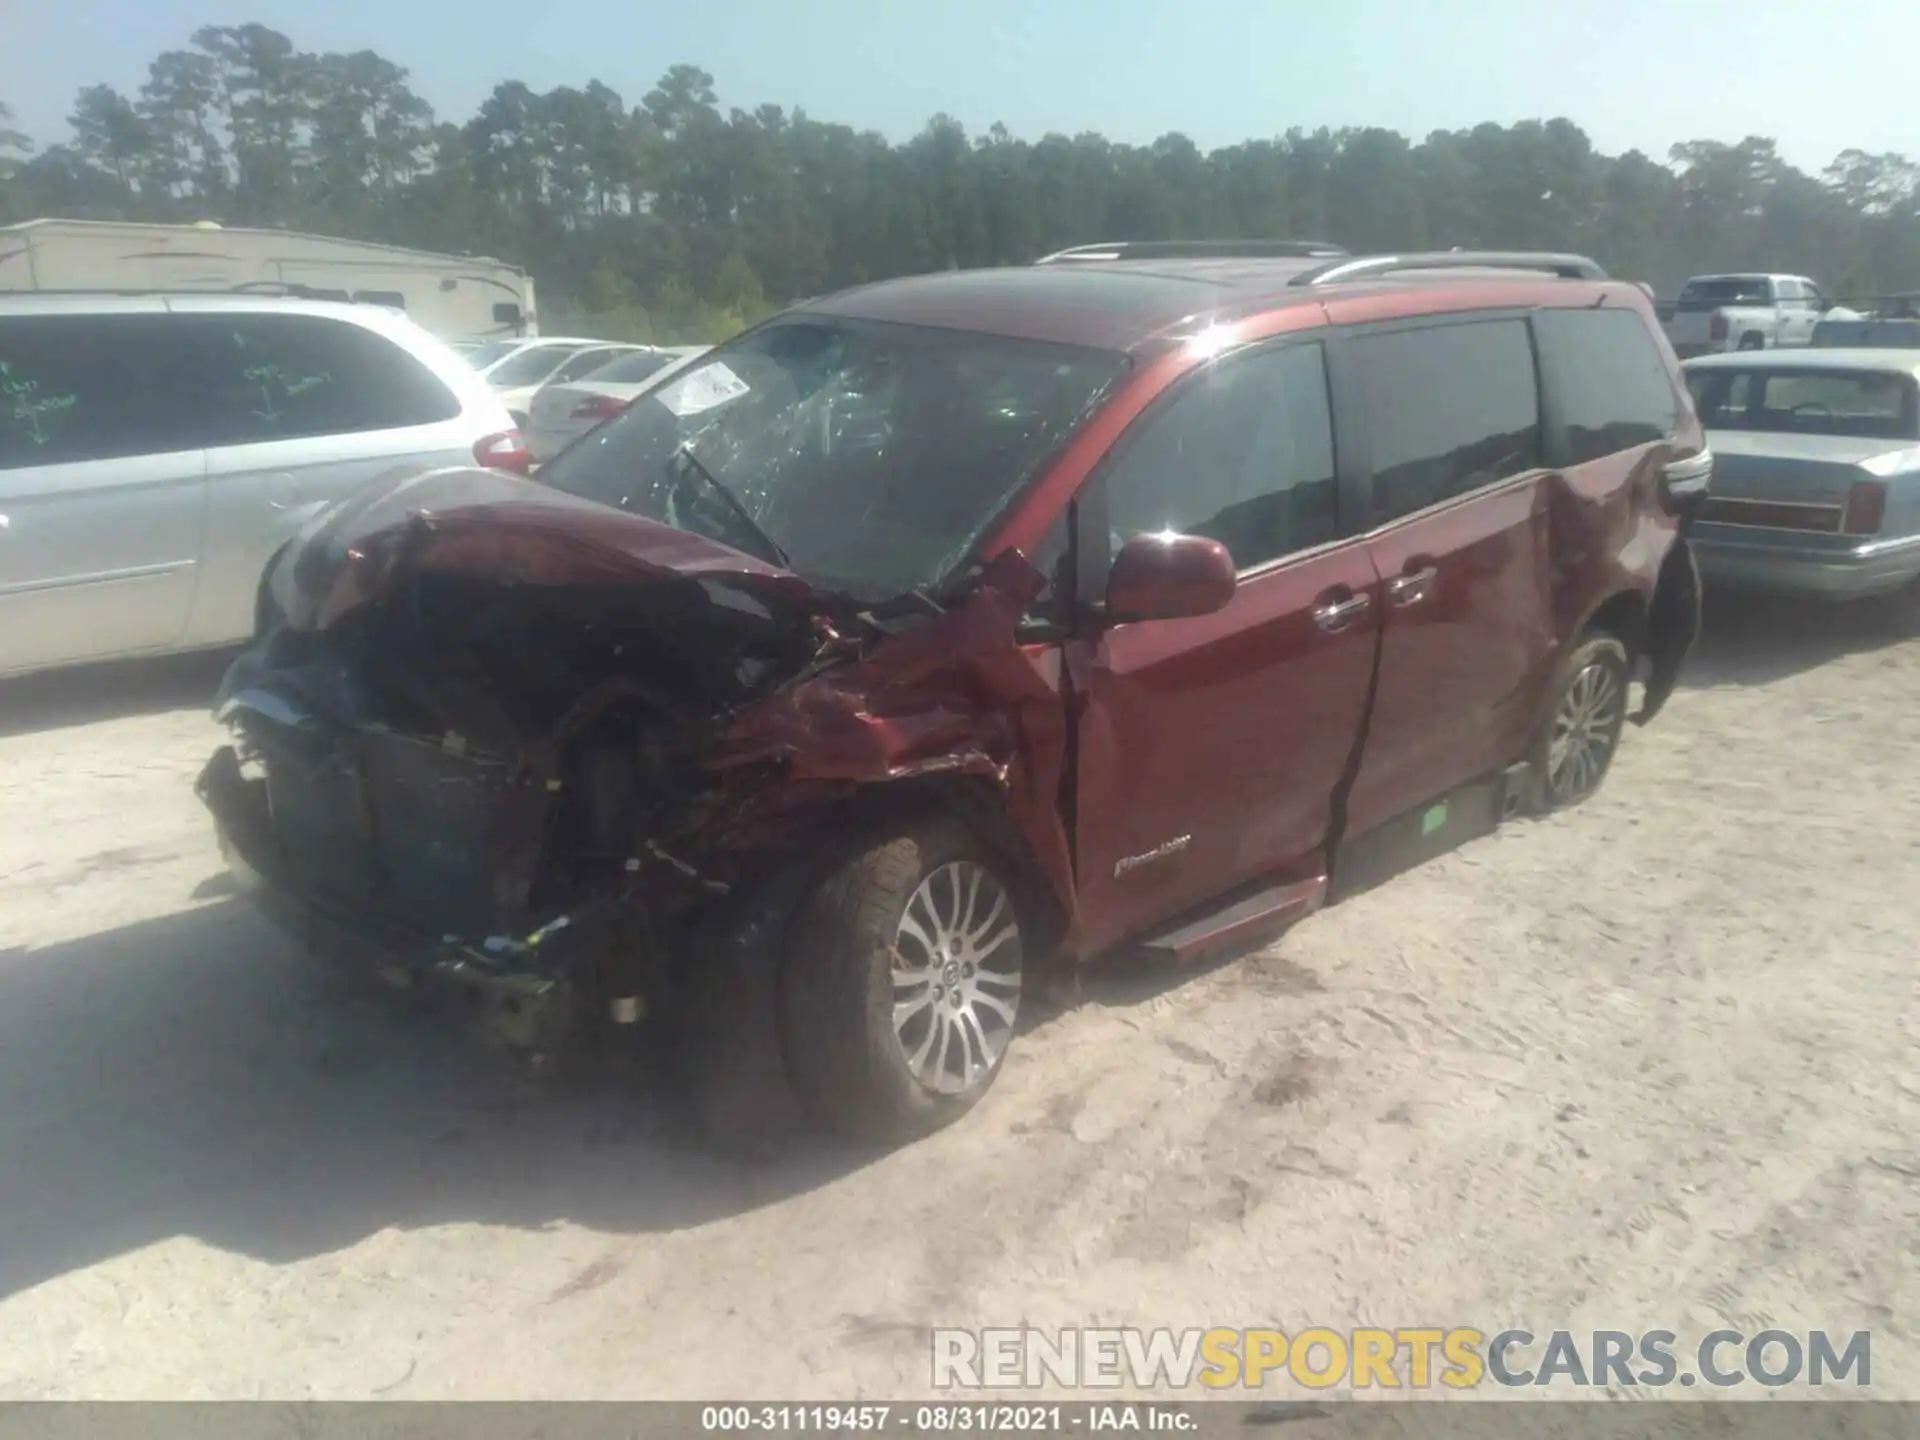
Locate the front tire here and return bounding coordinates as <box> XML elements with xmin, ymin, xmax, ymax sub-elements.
<box><xmin>1527</xmin><ymin>633</ymin><xmax>1631</xmax><ymax>813</ymax></box>
<box><xmin>779</xmin><ymin>819</ymin><xmax>1026</xmax><ymax>1142</ymax></box>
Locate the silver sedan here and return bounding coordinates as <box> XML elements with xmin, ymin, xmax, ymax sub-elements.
<box><xmin>1682</xmin><ymin>349</ymin><xmax>1920</xmax><ymax>614</ymax></box>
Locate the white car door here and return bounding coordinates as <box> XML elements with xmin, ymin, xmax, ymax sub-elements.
<box><xmin>0</xmin><ymin>307</ymin><xmax>210</xmax><ymax>677</ymax></box>
<box><xmin>1778</xmin><ymin>280</ymin><xmax>1819</xmax><ymax>347</ymax></box>
<box><xmin>178</xmin><ymin>308</ymin><xmax>489</xmax><ymax>649</ymax></box>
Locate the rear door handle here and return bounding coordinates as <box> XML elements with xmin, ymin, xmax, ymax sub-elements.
<box><xmin>1312</xmin><ymin>591</ymin><xmax>1372</xmax><ymax>632</ymax></box>
<box><xmin>1388</xmin><ymin>565</ymin><xmax>1439</xmax><ymax>606</ymax></box>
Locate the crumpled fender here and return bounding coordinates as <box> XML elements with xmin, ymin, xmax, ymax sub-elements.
<box><xmin>712</xmin><ymin>549</ymin><xmax>1080</xmax><ymax>930</ymax></box>
<box><xmin>1635</xmin><ymin>535</ymin><xmax>1701</xmax><ymax>726</ymax></box>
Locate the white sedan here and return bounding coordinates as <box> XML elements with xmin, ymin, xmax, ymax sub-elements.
<box><xmin>485</xmin><ymin>341</ymin><xmax>642</xmax><ymax>429</ymax></box>
<box><xmin>524</xmin><ymin>346</ymin><xmax>711</xmax><ymax>462</ymax></box>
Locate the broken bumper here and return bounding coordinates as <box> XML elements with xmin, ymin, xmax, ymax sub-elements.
<box><xmin>197</xmin><ymin>746</ymin><xmax>583</xmax><ymax>1054</ymax></box>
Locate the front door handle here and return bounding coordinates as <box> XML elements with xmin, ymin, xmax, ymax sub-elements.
<box><xmin>1388</xmin><ymin>564</ymin><xmax>1439</xmax><ymax>607</ymax></box>
<box><xmin>1312</xmin><ymin>591</ymin><xmax>1372</xmax><ymax>632</ymax></box>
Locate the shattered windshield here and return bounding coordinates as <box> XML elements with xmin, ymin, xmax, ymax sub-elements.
<box><xmin>535</xmin><ymin>316</ymin><xmax>1124</xmax><ymax>599</ymax></box>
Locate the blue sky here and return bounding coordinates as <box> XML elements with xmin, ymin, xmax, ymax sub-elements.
<box><xmin>4</xmin><ymin>0</ymin><xmax>1915</xmax><ymax>173</ymax></box>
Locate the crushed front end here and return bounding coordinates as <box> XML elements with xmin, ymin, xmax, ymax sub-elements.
<box><xmin>196</xmin><ymin>470</ymin><xmax>835</xmax><ymax>1057</ymax></box>
<box><xmin>195</xmin><ymin>468</ymin><xmax>1072</xmax><ymax>1064</ymax></box>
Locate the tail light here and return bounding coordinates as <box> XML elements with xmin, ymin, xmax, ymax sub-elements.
<box><xmin>1843</xmin><ymin>479</ymin><xmax>1886</xmax><ymax>535</ymax></box>
<box><xmin>473</xmin><ymin>428</ymin><xmax>532</xmax><ymax>474</ymax></box>
<box><xmin>569</xmin><ymin>394</ymin><xmax>630</xmax><ymax>422</ymax></box>
<box><xmin>1709</xmin><ymin>312</ymin><xmax>1729</xmax><ymax>342</ymax></box>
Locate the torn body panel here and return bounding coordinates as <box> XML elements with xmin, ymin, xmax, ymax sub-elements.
<box><xmin>199</xmin><ymin>472</ymin><xmax>1079</xmax><ymax>1051</ymax></box>
<box><xmin>1636</xmin><ymin>535</ymin><xmax>1701</xmax><ymax>725</ymax></box>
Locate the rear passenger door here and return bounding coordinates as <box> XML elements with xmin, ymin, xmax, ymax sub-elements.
<box><xmin>180</xmin><ymin>309</ymin><xmax>470</xmax><ymax>649</ymax></box>
<box><xmin>0</xmin><ymin>309</ymin><xmax>209</xmax><ymax>676</ymax></box>
<box><xmin>1068</xmin><ymin>337</ymin><xmax>1383</xmax><ymax>954</ymax></box>
<box><xmin>1335</xmin><ymin>315</ymin><xmax>1557</xmax><ymax>839</ymax></box>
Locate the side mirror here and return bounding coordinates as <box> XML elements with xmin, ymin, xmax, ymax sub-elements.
<box><xmin>1104</xmin><ymin>532</ymin><xmax>1236</xmax><ymax>624</ymax></box>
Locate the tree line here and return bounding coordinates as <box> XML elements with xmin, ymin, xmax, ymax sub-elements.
<box><xmin>4</xmin><ymin>23</ymin><xmax>1920</xmax><ymax>343</ymax></box>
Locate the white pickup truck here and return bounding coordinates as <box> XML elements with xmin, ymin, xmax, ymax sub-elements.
<box><xmin>1662</xmin><ymin>273</ymin><xmax>1859</xmax><ymax>358</ymax></box>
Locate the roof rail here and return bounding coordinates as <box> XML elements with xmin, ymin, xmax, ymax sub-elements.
<box><xmin>1035</xmin><ymin>239</ymin><xmax>1350</xmax><ymax>265</ymax></box>
<box><xmin>1289</xmin><ymin>251</ymin><xmax>1609</xmax><ymax>286</ymax></box>
<box><xmin>3</xmin><ymin>282</ymin><xmax>383</xmax><ymax>304</ymax></box>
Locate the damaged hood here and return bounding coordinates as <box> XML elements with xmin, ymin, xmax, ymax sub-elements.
<box><xmin>270</xmin><ymin>466</ymin><xmax>821</xmax><ymax>634</ymax></box>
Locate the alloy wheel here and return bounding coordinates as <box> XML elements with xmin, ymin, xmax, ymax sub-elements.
<box><xmin>889</xmin><ymin>861</ymin><xmax>1023</xmax><ymax>1095</ymax></box>
<box><xmin>1547</xmin><ymin>660</ymin><xmax>1624</xmax><ymax>803</ymax></box>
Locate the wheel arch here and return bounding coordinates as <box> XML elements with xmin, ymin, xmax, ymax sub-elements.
<box><xmin>1581</xmin><ymin>586</ymin><xmax>1650</xmax><ymax>656</ymax></box>
<box><xmin>785</xmin><ymin>774</ymin><xmax>1072</xmax><ymax>957</ymax></box>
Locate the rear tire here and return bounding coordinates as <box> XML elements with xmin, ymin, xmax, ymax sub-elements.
<box><xmin>1737</xmin><ymin>331</ymin><xmax>1766</xmax><ymax>351</ymax></box>
<box><xmin>1526</xmin><ymin>633</ymin><xmax>1631</xmax><ymax>813</ymax></box>
<box><xmin>778</xmin><ymin>819</ymin><xmax>1026</xmax><ymax>1143</ymax></box>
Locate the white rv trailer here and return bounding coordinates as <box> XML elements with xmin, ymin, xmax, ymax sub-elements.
<box><xmin>0</xmin><ymin>218</ymin><xmax>538</xmax><ymax>342</ymax></box>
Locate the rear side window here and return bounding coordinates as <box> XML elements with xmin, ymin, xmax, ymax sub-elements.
<box><xmin>1100</xmin><ymin>340</ymin><xmax>1339</xmax><ymax>572</ymax></box>
<box><xmin>194</xmin><ymin>314</ymin><xmax>461</xmax><ymax>446</ymax></box>
<box><xmin>1533</xmin><ymin>307</ymin><xmax>1681</xmax><ymax>465</ymax></box>
<box><xmin>1352</xmin><ymin>319</ymin><xmax>1541</xmax><ymax>522</ymax></box>
<box><xmin>0</xmin><ymin>314</ymin><xmax>200</xmax><ymax>469</ymax></box>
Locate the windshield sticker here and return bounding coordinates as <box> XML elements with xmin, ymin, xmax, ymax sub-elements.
<box><xmin>656</xmin><ymin>362</ymin><xmax>750</xmax><ymax>418</ymax></box>
<box><xmin>0</xmin><ymin>361</ymin><xmax>79</xmax><ymax>446</ymax></box>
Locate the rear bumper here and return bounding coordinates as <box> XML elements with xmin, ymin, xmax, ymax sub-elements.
<box><xmin>1691</xmin><ymin>524</ymin><xmax>1920</xmax><ymax>600</ymax></box>
<box><xmin>197</xmin><ymin>746</ymin><xmax>583</xmax><ymax>1054</ymax></box>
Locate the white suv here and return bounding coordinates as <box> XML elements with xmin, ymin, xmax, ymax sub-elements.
<box><xmin>0</xmin><ymin>293</ymin><xmax>525</xmax><ymax>678</ymax></box>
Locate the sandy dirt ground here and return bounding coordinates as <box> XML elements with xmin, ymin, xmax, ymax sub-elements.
<box><xmin>1</xmin><ymin>598</ymin><xmax>1917</xmax><ymax>1402</ymax></box>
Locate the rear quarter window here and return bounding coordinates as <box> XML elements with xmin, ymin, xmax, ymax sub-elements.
<box><xmin>194</xmin><ymin>313</ymin><xmax>462</xmax><ymax>447</ymax></box>
<box><xmin>1533</xmin><ymin>307</ymin><xmax>1681</xmax><ymax>465</ymax></box>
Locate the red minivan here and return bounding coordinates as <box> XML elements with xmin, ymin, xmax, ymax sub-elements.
<box><xmin>199</xmin><ymin>243</ymin><xmax>1706</xmax><ymax>1142</ymax></box>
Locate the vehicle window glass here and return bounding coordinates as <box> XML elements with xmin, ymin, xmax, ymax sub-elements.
<box><xmin>488</xmin><ymin>345</ymin><xmax>580</xmax><ymax>387</ymax></box>
<box><xmin>1678</xmin><ymin>277</ymin><xmax>1773</xmax><ymax>309</ymax></box>
<box><xmin>1775</xmin><ymin>279</ymin><xmax>1803</xmax><ymax>302</ymax></box>
<box><xmin>1101</xmin><ymin>341</ymin><xmax>1337</xmax><ymax>573</ymax></box>
<box><xmin>552</xmin><ymin>348</ymin><xmax>623</xmax><ymax>384</ymax></box>
<box><xmin>0</xmin><ymin>314</ymin><xmax>199</xmax><ymax>469</ymax></box>
<box><xmin>537</xmin><ymin>317</ymin><xmax>1123</xmax><ymax>601</ymax></box>
<box><xmin>196</xmin><ymin>314</ymin><xmax>461</xmax><ymax>446</ymax></box>
<box><xmin>590</xmin><ymin>351</ymin><xmax>675</xmax><ymax>384</ymax></box>
<box><xmin>1006</xmin><ymin>510</ymin><xmax>1076</xmax><ymax>631</ymax></box>
<box><xmin>1534</xmin><ymin>308</ymin><xmax>1681</xmax><ymax>464</ymax></box>
<box><xmin>1352</xmin><ymin>320</ymin><xmax>1541</xmax><ymax>521</ymax></box>
<box><xmin>466</xmin><ymin>340</ymin><xmax>521</xmax><ymax>369</ymax></box>
<box><xmin>1685</xmin><ymin>367</ymin><xmax>1919</xmax><ymax>440</ymax></box>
